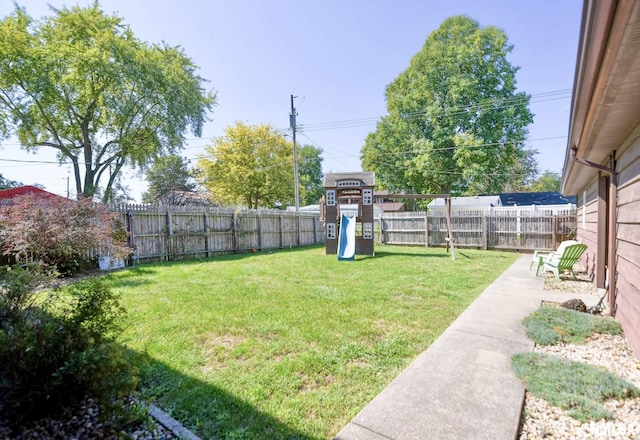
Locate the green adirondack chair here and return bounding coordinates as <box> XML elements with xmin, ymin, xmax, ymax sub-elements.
<box><xmin>530</xmin><ymin>240</ymin><xmax>578</xmax><ymax>275</ymax></box>
<box><xmin>541</xmin><ymin>243</ymin><xmax>587</xmax><ymax>280</ymax></box>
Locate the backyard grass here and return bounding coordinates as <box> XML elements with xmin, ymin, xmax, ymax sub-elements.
<box><xmin>103</xmin><ymin>245</ymin><xmax>517</xmax><ymax>439</ymax></box>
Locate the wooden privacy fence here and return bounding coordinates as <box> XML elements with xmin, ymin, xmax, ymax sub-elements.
<box><xmin>379</xmin><ymin>209</ymin><xmax>577</xmax><ymax>251</ymax></box>
<box><xmin>108</xmin><ymin>204</ymin><xmax>324</xmax><ymax>263</ymax></box>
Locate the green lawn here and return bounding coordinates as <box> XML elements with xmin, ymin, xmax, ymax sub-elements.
<box><xmin>104</xmin><ymin>245</ymin><xmax>517</xmax><ymax>439</ymax></box>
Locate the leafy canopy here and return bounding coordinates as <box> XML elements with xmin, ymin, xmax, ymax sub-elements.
<box><xmin>361</xmin><ymin>15</ymin><xmax>534</xmax><ymax>195</ymax></box>
<box><xmin>298</xmin><ymin>144</ymin><xmax>324</xmax><ymax>206</ymax></box>
<box><xmin>528</xmin><ymin>169</ymin><xmax>561</xmax><ymax>193</ymax></box>
<box><xmin>142</xmin><ymin>155</ymin><xmax>196</xmax><ymax>204</ymax></box>
<box><xmin>197</xmin><ymin>122</ymin><xmax>295</xmax><ymax>209</ymax></box>
<box><xmin>0</xmin><ymin>3</ymin><xmax>216</xmax><ymax>202</ymax></box>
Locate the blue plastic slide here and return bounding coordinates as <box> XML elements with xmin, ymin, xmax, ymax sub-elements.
<box><xmin>337</xmin><ymin>213</ymin><xmax>356</xmax><ymax>260</ymax></box>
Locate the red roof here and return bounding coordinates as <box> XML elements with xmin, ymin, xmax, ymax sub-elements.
<box><xmin>0</xmin><ymin>185</ymin><xmax>65</xmax><ymax>202</ymax></box>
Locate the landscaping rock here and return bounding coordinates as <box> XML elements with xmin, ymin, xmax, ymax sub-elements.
<box><xmin>0</xmin><ymin>397</ymin><xmax>178</xmax><ymax>440</ymax></box>
<box><xmin>520</xmin><ymin>333</ymin><xmax>640</xmax><ymax>439</ymax></box>
<box><xmin>559</xmin><ymin>298</ymin><xmax>587</xmax><ymax>313</ymax></box>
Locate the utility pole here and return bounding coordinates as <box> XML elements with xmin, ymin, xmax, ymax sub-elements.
<box><xmin>290</xmin><ymin>94</ymin><xmax>300</xmax><ymax>212</ymax></box>
<box><xmin>65</xmin><ymin>168</ymin><xmax>70</xmax><ymax>198</ymax></box>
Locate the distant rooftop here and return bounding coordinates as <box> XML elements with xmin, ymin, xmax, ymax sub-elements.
<box><xmin>428</xmin><ymin>195</ymin><xmax>501</xmax><ymax>208</ymax></box>
<box><xmin>498</xmin><ymin>192</ymin><xmax>576</xmax><ymax>206</ymax></box>
<box><xmin>0</xmin><ymin>185</ymin><xmax>65</xmax><ymax>205</ymax></box>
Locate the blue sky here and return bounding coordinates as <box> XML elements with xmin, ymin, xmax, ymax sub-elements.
<box><xmin>0</xmin><ymin>0</ymin><xmax>583</xmax><ymax>201</ymax></box>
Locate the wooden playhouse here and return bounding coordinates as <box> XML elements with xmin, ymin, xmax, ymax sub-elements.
<box><xmin>321</xmin><ymin>172</ymin><xmax>375</xmax><ymax>256</ymax></box>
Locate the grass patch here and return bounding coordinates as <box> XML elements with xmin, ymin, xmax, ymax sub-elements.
<box><xmin>103</xmin><ymin>245</ymin><xmax>517</xmax><ymax>439</ymax></box>
<box><xmin>512</xmin><ymin>352</ymin><xmax>640</xmax><ymax>422</ymax></box>
<box><xmin>522</xmin><ymin>307</ymin><xmax>622</xmax><ymax>345</ymax></box>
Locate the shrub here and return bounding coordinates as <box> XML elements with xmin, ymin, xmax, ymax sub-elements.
<box><xmin>512</xmin><ymin>352</ymin><xmax>640</xmax><ymax>422</ymax></box>
<box><xmin>0</xmin><ymin>195</ymin><xmax>130</xmax><ymax>275</ymax></box>
<box><xmin>0</xmin><ymin>266</ymin><xmax>137</xmax><ymax>423</ymax></box>
<box><xmin>522</xmin><ymin>307</ymin><xmax>622</xmax><ymax>345</ymax></box>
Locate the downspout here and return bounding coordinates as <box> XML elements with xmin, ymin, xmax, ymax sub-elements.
<box><xmin>570</xmin><ymin>147</ymin><xmax>618</xmax><ymax>315</ymax></box>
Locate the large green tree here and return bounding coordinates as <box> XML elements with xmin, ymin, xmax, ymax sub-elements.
<box><xmin>142</xmin><ymin>155</ymin><xmax>196</xmax><ymax>203</ymax></box>
<box><xmin>361</xmin><ymin>15</ymin><xmax>534</xmax><ymax>196</ymax></box>
<box><xmin>197</xmin><ymin>122</ymin><xmax>294</xmax><ymax>209</ymax></box>
<box><xmin>0</xmin><ymin>4</ymin><xmax>216</xmax><ymax>202</ymax></box>
<box><xmin>528</xmin><ymin>169</ymin><xmax>561</xmax><ymax>192</ymax></box>
<box><xmin>298</xmin><ymin>144</ymin><xmax>324</xmax><ymax>205</ymax></box>
<box><xmin>502</xmin><ymin>148</ymin><xmax>539</xmax><ymax>192</ymax></box>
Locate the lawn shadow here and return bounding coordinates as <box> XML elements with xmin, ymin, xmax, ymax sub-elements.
<box><xmin>126</xmin><ymin>348</ymin><xmax>316</xmax><ymax>440</ymax></box>
<box><xmin>99</xmin><ymin>267</ymin><xmax>158</xmax><ymax>288</ymax></box>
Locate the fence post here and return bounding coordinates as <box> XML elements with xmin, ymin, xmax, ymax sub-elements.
<box><xmin>482</xmin><ymin>213</ymin><xmax>488</xmax><ymax>250</ymax></box>
<box><xmin>516</xmin><ymin>209</ymin><xmax>521</xmax><ymax>248</ymax></box>
<box><xmin>231</xmin><ymin>210</ymin><xmax>240</xmax><ymax>252</ymax></box>
<box><xmin>297</xmin><ymin>214</ymin><xmax>301</xmax><ymax>246</ymax></box>
<box><xmin>127</xmin><ymin>210</ymin><xmax>135</xmax><ymax>265</ymax></box>
<box><xmin>424</xmin><ymin>211</ymin><xmax>429</xmax><ymax>247</ymax></box>
<box><xmin>313</xmin><ymin>217</ymin><xmax>319</xmax><ymax>244</ymax></box>
<box><xmin>258</xmin><ymin>210</ymin><xmax>263</xmax><ymax>250</ymax></box>
<box><xmin>279</xmin><ymin>213</ymin><xmax>284</xmax><ymax>248</ymax></box>
<box><xmin>166</xmin><ymin>210</ymin><xmax>173</xmax><ymax>261</ymax></box>
<box><xmin>204</xmin><ymin>212</ymin><xmax>210</xmax><ymax>258</ymax></box>
<box><xmin>552</xmin><ymin>215</ymin><xmax>557</xmax><ymax>250</ymax></box>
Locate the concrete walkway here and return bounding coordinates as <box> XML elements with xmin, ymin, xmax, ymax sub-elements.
<box><xmin>334</xmin><ymin>254</ymin><xmax>601</xmax><ymax>440</ymax></box>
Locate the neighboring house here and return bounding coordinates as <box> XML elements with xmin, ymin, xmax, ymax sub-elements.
<box><xmin>499</xmin><ymin>191</ymin><xmax>576</xmax><ymax>208</ymax></box>
<box><xmin>374</xmin><ymin>190</ymin><xmax>406</xmax><ymax>213</ymax></box>
<box><xmin>561</xmin><ymin>0</ymin><xmax>640</xmax><ymax>355</ymax></box>
<box><xmin>0</xmin><ymin>185</ymin><xmax>66</xmax><ymax>206</ymax></box>
<box><xmin>498</xmin><ymin>192</ymin><xmax>577</xmax><ymax>214</ymax></box>
<box><xmin>286</xmin><ymin>204</ymin><xmax>321</xmax><ymax>215</ymax></box>
<box><xmin>428</xmin><ymin>193</ymin><xmax>575</xmax><ymax>213</ymax></box>
<box><xmin>428</xmin><ymin>195</ymin><xmax>501</xmax><ymax>212</ymax></box>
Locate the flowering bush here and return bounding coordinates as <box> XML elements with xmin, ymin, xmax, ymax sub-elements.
<box><xmin>0</xmin><ymin>195</ymin><xmax>130</xmax><ymax>274</ymax></box>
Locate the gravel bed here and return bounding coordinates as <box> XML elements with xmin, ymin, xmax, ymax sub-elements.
<box><xmin>520</xmin><ymin>274</ymin><xmax>640</xmax><ymax>439</ymax></box>
<box><xmin>0</xmin><ymin>397</ymin><xmax>178</xmax><ymax>440</ymax></box>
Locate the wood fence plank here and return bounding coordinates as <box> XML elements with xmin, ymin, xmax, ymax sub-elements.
<box><xmin>380</xmin><ymin>209</ymin><xmax>576</xmax><ymax>251</ymax></box>
<box><xmin>107</xmin><ymin>204</ymin><xmax>324</xmax><ymax>262</ymax></box>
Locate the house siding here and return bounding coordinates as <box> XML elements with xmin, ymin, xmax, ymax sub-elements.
<box><xmin>615</xmin><ymin>131</ymin><xmax>640</xmax><ymax>355</ymax></box>
<box><xmin>576</xmin><ymin>180</ymin><xmax>599</xmax><ymax>278</ymax></box>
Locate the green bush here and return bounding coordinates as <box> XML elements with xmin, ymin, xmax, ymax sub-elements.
<box><xmin>0</xmin><ymin>266</ymin><xmax>138</xmax><ymax>423</ymax></box>
<box><xmin>522</xmin><ymin>307</ymin><xmax>622</xmax><ymax>345</ymax></box>
<box><xmin>512</xmin><ymin>352</ymin><xmax>640</xmax><ymax>422</ymax></box>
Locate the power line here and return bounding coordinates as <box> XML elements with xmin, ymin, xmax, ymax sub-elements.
<box><xmin>0</xmin><ymin>87</ymin><xmax>572</xmax><ymax>171</ymax></box>
<box><xmin>517</xmin><ymin>33</ymin><xmax>578</xmax><ymax>49</ymax></box>
<box><xmin>301</xmin><ymin>89</ymin><xmax>572</xmax><ymax>132</ymax></box>
<box><xmin>0</xmin><ymin>135</ymin><xmax>567</xmax><ymax>168</ymax></box>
